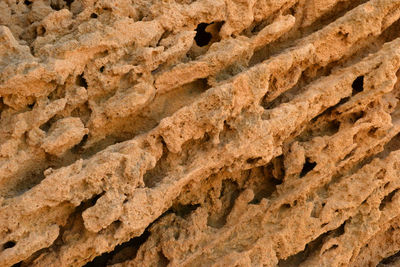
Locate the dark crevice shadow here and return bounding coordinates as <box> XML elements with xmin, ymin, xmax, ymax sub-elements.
<box><xmin>194</xmin><ymin>23</ymin><xmax>212</xmax><ymax>47</ymax></box>
<box><xmin>83</xmin><ymin>229</ymin><xmax>151</xmax><ymax>266</ymax></box>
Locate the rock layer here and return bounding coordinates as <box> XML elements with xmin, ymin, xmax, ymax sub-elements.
<box><xmin>1</xmin><ymin>0</ymin><xmax>400</xmax><ymax>266</ymax></box>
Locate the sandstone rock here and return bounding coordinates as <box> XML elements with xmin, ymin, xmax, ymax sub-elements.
<box><xmin>0</xmin><ymin>0</ymin><xmax>400</xmax><ymax>266</ymax></box>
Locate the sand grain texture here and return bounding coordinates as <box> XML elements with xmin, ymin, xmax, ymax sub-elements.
<box><xmin>1</xmin><ymin>0</ymin><xmax>400</xmax><ymax>266</ymax></box>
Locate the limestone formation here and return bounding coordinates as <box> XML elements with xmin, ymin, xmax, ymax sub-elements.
<box><xmin>1</xmin><ymin>0</ymin><xmax>400</xmax><ymax>266</ymax></box>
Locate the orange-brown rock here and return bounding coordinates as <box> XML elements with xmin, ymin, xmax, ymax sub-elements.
<box><xmin>1</xmin><ymin>0</ymin><xmax>400</xmax><ymax>266</ymax></box>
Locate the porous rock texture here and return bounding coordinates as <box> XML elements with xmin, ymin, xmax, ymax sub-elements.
<box><xmin>1</xmin><ymin>0</ymin><xmax>400</xmax><ymax>266</ymax></box>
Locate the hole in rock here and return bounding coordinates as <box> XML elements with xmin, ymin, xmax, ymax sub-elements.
<box><xmin>76</xmin><ymin>73</ymin><xmax>88</xmax><ymax>88</ymax></box>
<box><xmin>377</xmin><ymin>133</ymin><xmax>400</xmax><ymax>159</ymax></box>
<box><xmin>342</xmin><ymin>148</ymin><xmax>356</xmax><ymax>162</ymax></box>
<box><xmin>172</xmin><ymin>203</ymin><xmax>200</xmax><ymax>218</ymax></box>
<box><xmin>65</xmin><ymin>0</ymin><xmax>74</xmax><ymax>7</ymax></box>
<box><xmin>337</xmin><ymin>96</ymin><xmax>350</xmax><ymax>106</ymax></box>
<box><xmin>368</xmin><ymin>127</ymin><xmax>378</xmax><ymax>136</ymax></box>
<box><xmin>379</xmin><ymin>189</ymin><xmax>399</xmax><ymax>210</ymax></box>
<box><xmin>325</xmin><ymin>120</ymin><xmax>341</xmax><ymax>135</ymax></box>
<box><xmin>246</xmin><ymin>157</ymin><xmax>262</xmax><ymax>164</ymax></box>
<box><xmin>71</xmin><ymin>134</ymin><xmax>88</xmax><ymax>153</ymax></box>
<box><xmin>39</xmin><ymin>117</ymin><xmax>54</xmax><ymax>131</ymax></box>
<box><xmin>84</xmin><ymin>228</ymin><xmax>151</xmax><ymax>266</ymax></box>
<box><xmin>352</xmin><ymin>76</ymin><xmax>364</xmax><ymax>96</ymax></box>
<box><xmin>50</xmin><ymin>3</ymin><xmax>61</xmax><ymax>10</ymax></box>
<box><xmin>99</xmin><ymin>66</ymin><xmax>104</xmax><ymax>72</ymax></box>
<box><xmin>143</xmin><ymin>143</ymin><xmax>168</xmax><ymax>188</ymax></box>
<box><xmin>280</xmin><ymin>203</ymin><xmax>291</xmax><ymax>210</ymax></box>
<box><xmin>349</xmin><ymin>111</ymin><xmax>365</xmax><ymax>124</ymax></box>
<box><xmin>249</xmin><ymin>161</ymin><xmax>284</xmax><ymax>205</ymax></box>
<box><xmin>300</xmin><ymin>158</ymin><xmax>316</xmax><ymax>178</ymax></box>
<box><xmin>379</xmin><ymin>250</ymin><xmax>400</xmax><ymax>265</ymax></box>
<box><xmin>194</xmin><ymin>23</ymin><xmax>212</xmax><ymax>47</ymax></box>
<box><xmin>207</xmin><ymin>179</ymin><xmax>240</xmax><ymax>228</ymax></box>
<box><xmin>158</xmin><ymin>251</ymin><xmax>170</xmax><ymax>266</ymax></box>
<box><xmin>249</xmin><ymin>175</ymin><xmax>282</xmax><ymax>205</ymax></box>
<box><xmin>24</xmin><ymin>0</ymin><xmax>32</xmax><ymax>5</ymax></box>
<box><xmin>325</xmin><ymin>244</ymin><xmax>338</xmax><ymax>252</ymax></box>
<box><xmin>37</xmin><ymin>26</ymin><xmax>46</xmax><ymax>36</ymax></box>
<box><xmin>3</xmin><ymin>241</ymin><xmax>16</xmax><ymax>250</ymax></box>
<box><xmin>271</xmin><ymin>155</ymin><xmax>285</xmax><ymax>180</ymax></box>
<box><xmin>90</xmin><ymin>13</ymin><xmax>98</xmax><ymax>18</ymax></box>
<box><xmin>331</xmin><ymin>222</ymin><xmax>346</xmax><ymax>237</ymax></box>
<box><xmin>278</xmin><ymin>228</ymin><xmax>326</xmax><ymax>266</ymax></box>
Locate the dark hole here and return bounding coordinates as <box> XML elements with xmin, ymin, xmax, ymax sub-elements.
<box><xmin>249</xmin><ymin>167</ymin><xmax>282</xmax><ymax>205</ymax></box>
<box><xmin>37</xmin><ymin>26</ymin><xmax>46</xmax><ymax>36</ymax></box>
<box><xmin>143</xmin><ymin>143</ymin><xmax>168</xmax><ymax>188</ymax></box>
<box><xmin>71</xmin><ymin>134</ymin><xmax>88</xmax><ymax>153</ymax></box>
<box><xmin>300</xmin><ymin>158</ymin><xmax>316</xmax><ymax>178</ymax></box>
<box><xmin>379</xmin><ymin>189</ymin><xmax>399</xmax><ymax>210</ymax></box>
<box><xmin>352</xmin><ymin>76</ymin><xmax>364</xmax><ymax>96</ymax></box>
<box><xmin>379</xmin><ymin>250</ymin><xmax>400</xmax><ymax>264</ymax></box>
<box><xmin>12</xmin><ymin>263</ymin><xmax>21</xmax><ymax>267</ymax></box>
<box><xmin>76</xmin><ymin>74</ymin><xmax>88</xmax><ymax>88</ymax></box>
<box><xmin>272</xmin><ymin>176</ymin><xmax>283</xmax><ymax>186</ymax></box>
<box><xmin>90</xmin><ymin>192</ymin><xmax>105</xmax><ymax>206</ymax></box>
<box><xmin>368</xmin><ymin>127</ymin><xmax>378</xmax><ymax>136</ymax></box>
<box><xmin>326</xmin><ymin>120</ymin><xmax>340</xmax><ymax>135</ymax></box>
<box><xmin>90</xmin><ymin>13</ymin><xmax>98</xmax><ymax>18</ymax></box>
<box><xmin>342</xmin><ymin>148</ymin><xmax>356</xmax><ymax>161</ymax></box>
<box><xmin>24</xmin><ymin>0</ymin><xmax>32</xmax><ymax>5</ymax></box>
<box><xmin>328</xmin><ymin>244</ymin><xmax>338</xmax><ymax>250</ymax></box>
<box><xmin>83</xmin><ymin>251</ymin><xmax>109</xmax><ymax>266</ymax></box>
<box><xmin>50</xmin><ymin>3</ymin><xmax>61</xmax><ymax>10</ymax></box>
<box><xmin>3</xmin><ymin>241</ymin><xmax>16</xmax><ymax>249</ymax></box>
<box><xmin>99</xmin><ymin>66</ymin><xmax>105</xmax><ymax>73</ymax></box>
<box><xmin>84</xmin><ymin>228</ymin><xmax>150</xmax><ymax>266</ymax></box>
<box><xmin>64</xmin><ymin>0</ymin><xmax>74</xmax><ymax>7</ymax></box>
<box><xmin>337</xmin><ymin>96</ymin><xmax>350</xmax><ymax>106</ymax></box>
<box><xmin>335</xmin><ymin>222</ymin><xmax>345</xmax><ymax>236</ymax></box>
<box><xmin>151</xmin><ymin>65</ymin><xmax>162</xmax><ymax>75</ymax></box>
<box><xmin>28</xmin><ymin>102</ymin><xmax>35</xmax><ymax>109</ymax></box>
<box><xmin>271</xmin><ymin>155</ymin><xmax>285</xmax><ymax>180</ymax></box>
<box><xmin>277</xmin><ymin>230</ymin><xmax>330</xmax><ymax>266</ymax></box>
<box><xmin>172</xmin><ymin>203</ymin><xmax>200</xmax><ymax>218</ymax></box>
<box><xmin>288</xmin><ymin>6</ymin><xmax>296</xmax><ymax>16</ymax></box>
<box><xmin>350</xmin><ymin>111</ymin><xmax>364</xmax><ymax>123</ymax></box>
<box><xmin>39</xmin><ymin>117</ymin><xmax>53</xmax><ymax>131</ymax></box>
<box><xmin>194</xmin><ymin>23</ymin><xmax>212</xmax><ymax>47</ymax></box>
<box><xmin>246</xmin><ymin>157</ymin><xmax>262</xmax><ymax>164</ymax></box>
<box><xmin>158</xmin><ymin>251</ymin><xmax>170</xmax><ymax>266</ymax></box>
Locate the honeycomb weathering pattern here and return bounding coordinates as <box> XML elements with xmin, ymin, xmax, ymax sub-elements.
<box><xmin>1</xmin><ymin>0</ymin><xmax>400</xmax><ymax>266</ymax></box>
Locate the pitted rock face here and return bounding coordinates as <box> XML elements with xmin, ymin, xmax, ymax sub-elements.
<box><xmin>1</xmin><ymin>0</ymin><xmax>400</xmax><ymax>266</ymax></box>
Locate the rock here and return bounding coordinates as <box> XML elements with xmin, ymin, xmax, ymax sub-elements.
<box><xmin>0</xmin><ymin>0</ymin><xmax>400</xmax><ymax>266</ymax></box>
<box><xmin>41</xmin><ymin>117</ymin><xmax>88</xmax><ymax>156</ymax></box>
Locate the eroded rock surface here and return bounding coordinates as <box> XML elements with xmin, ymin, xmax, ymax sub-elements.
<box><xmin>1</xmin><ymin>0</ymin><xmax>400</xmax><ymax>266</ymax></box>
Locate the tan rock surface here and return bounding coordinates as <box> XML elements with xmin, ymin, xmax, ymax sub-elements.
<box><xmin>1</xmin><ymin>0</ymin><xmax>400</xmax><ymax>266</ymax></box>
